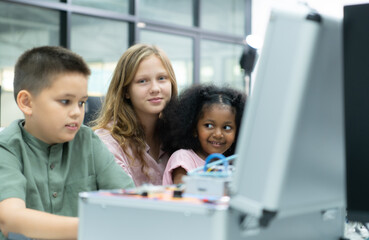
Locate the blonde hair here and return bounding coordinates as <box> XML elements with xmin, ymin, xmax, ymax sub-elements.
<box><xmin>92</xmin><ymin>43</ymin><xmax>178</xmax><ymax>176</ymax></box>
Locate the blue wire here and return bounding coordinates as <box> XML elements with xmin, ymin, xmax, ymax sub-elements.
<box><xmin>204</xmin><ymin>153</ymin><xmax>227</xmax><ymax>172</ymax></box>
<box><xmin>187</xmin><ymin>154</ymin><xmax>237</xmax><ymax>176</ymax></box>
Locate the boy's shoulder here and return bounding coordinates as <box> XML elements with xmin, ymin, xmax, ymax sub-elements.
<box><xmin>75</xmin><ymin>124</ymin><xmax>94</xmax><ymax>139</ymax></box>
<box><xmin>0</xmin><ymin>120</ymin><xmax>24</xmax><ymax>146</ymax></box>
<box><xmin>0</xmin><ymin>120</ymin><xmax>28</xmax><ymax>163</ymax></box>
<box><xmin>65</xmin><ymin>124</ymin><xmax>99</xmax><ymax>148</ymax></box>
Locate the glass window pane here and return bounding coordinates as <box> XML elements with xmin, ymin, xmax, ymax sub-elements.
<box><xmin>201</xmin><ymin>0</ymin><xmax>246</xmax><ymax>36</ymax></box>
<box><xmin>139</xmin><ymin>0</ymin><xmax>193</xmax><ymax>27</ymax></box>
<box><xmin>71</xmin><ymin>14</ymin><xmax>129</xmax><ymax>96</ymax></box>
<box><xmin>140</xmin><ymin>30</ymin><xmax>193</xmax><ymax>92</ymax></box>
<box><xmin>0</xmin><ymin>2</ymin><xmax>60</xmax><ymax>127</ymax></box>
<box><xmin>200</xmin><ymin>40</ymin><xmax>244</xmax><ymax>89</ymax></box>
<box><xmin>72</xmin><ymin>0</ymin><xmax>129</xmax><ymax>13</ymax></box>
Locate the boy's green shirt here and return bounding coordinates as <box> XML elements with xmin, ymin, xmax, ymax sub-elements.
<box><xmin>0</xmin><ymin>120</ymin><xmax>134</xmax><ymax>239</ymax></box>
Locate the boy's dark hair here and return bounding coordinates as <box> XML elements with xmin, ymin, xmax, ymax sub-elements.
<box><xmin>162</xmin><ymin>84</ymin><xmax>247</xmax><ymax>156</ymax></box>
<box><xmin>13</xmin><ymin>46</ymin><xmax>91</xmax><ymax>101</ymax></box>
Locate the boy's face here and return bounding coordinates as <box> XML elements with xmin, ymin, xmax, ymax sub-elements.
<box><xmin>24</xmin><ymin>72</ymin><xmax>88</xmax><ymax>145</ymax></box>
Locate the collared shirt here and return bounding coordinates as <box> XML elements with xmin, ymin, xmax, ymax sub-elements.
<box><xmin>0</xmin><ymin>120</ymin><xmax>134</xmax><ymax>217</ymax></box>
<box><xmin>95</xmin><ymin>128</ymin><xmax>169</xmax><ymax>186</ymax></box>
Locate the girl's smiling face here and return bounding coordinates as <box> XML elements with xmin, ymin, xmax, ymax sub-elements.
<box><xmin>195</xmin><ymin>103</ymin><xmax>236</xmax><ymax>159</ymax></box>
<box><xmin>126</xmin><ymin>55</ymin><xmax>172</xmax><ymax>120</ymax></box>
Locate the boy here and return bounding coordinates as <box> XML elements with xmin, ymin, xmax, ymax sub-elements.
<box><xmin>0</xmin><ymin>46</ymin><xmax>135</xmax><ymax>239</ymax></box>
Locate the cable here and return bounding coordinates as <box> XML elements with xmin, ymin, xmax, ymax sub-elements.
<box><xmin>187</xmin><ymin>154</ymin><xmax>237</xmax><ymax>176</ymax></box>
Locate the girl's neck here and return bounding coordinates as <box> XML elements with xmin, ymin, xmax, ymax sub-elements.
<box><xmin>137</xmin><ymin>113</ymin><xmax>158</xmax><ymax>137</ymax></box>
<box><xmin>195</xmin><ymin>149</ymin><xmax>208</xmax><ymax>160</ymax></box>
<box><xmin>138</xmin><ymin>114</ymin><xmax>161</xmax><ymax>160</ymax></box>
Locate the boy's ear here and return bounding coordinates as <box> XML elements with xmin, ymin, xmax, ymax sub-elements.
<box><xmin>17</xmin><ymin>90</ymin><xmax>33</xmax><ymax>116</ymax></box>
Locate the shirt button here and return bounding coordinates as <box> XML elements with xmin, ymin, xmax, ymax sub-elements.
<box><xmin>50</xmin><ymin>163</ymin><xmax>55</xmax><ymax>170</ymax></box>
<box><xmin>52</xmin><ymin>192</ymin><xmax>58</xmax><ymax>198</ymax></box>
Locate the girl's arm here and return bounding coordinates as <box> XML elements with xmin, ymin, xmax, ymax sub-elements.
<box><xmin>172</xmin><ymin>167</ymin><xmax>188</xmax><ymax>185</ymax></box>
<box><xmin>0</xmin><ymin>198</ymin><xmax>78</xmax><ymax>240</ymax></box>
<box><xmin>95</xmin><ymin>129</ymin><xmax>132</xmax><ymax>176</ymax></box>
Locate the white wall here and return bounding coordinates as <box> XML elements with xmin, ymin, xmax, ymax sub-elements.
<box><xmin>252</xmin><ymin>0</ymin><xmax>369</xmax><ymax>38</ymax></box>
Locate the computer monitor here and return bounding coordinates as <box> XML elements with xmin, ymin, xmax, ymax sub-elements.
<box><xmin>228</xmin><ymin>5</ymin><xmax>345</xmax><ymax>236</ymax></box>
<box><xmin>344</xmin><ymin>3</ymin><xmax>369</xmax><ymax>224</ymax></box>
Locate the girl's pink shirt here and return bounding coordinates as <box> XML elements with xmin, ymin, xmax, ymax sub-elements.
<box><xmin>162</xmin><ymin>149</ymin><xmax>205</xmax><ymax>185</ymax></box>
<box><xmin>94</xmin><ymin>128</ymin><xmax>169</xmax><ymax>186</ymax></box>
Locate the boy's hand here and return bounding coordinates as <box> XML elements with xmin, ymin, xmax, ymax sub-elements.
<box><xmin>0</xmin><ymin>198</ymin><xmax>78</xmax><ymax>240</ymax></box>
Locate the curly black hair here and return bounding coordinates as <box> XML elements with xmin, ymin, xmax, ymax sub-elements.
<box><xmin>161</xmin><ymin>84</ymin><xmax>246</xmax><ymax>157</ymax></box>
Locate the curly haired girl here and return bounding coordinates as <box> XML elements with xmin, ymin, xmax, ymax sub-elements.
<box><xmin>162</xmin><ymin>84</ymin><xmax>246</xmax><ymax>185</ymax></box>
